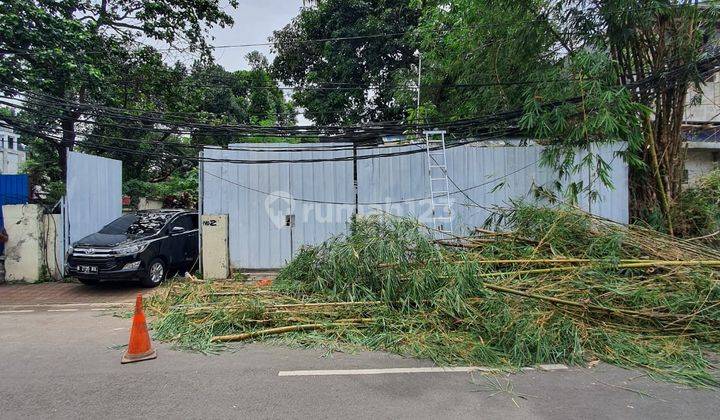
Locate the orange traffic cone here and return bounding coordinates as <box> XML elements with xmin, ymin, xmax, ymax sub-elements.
<box><xmin>121</xmin><ymin>293</ymin><xmax>157</xmax><ymax>364</ymax></box>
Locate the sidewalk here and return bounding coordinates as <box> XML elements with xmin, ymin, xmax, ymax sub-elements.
<box><xmin>0</xmin><ymin>272</ymin><xmax>277</xmax><ymax>309</ymax></box>
<box><xmin>0</xmin><ymin>281</ymin><xmax>146</xmax><ymax>307</ymax></box>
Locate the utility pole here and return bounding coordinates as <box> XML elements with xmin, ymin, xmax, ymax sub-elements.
<box><xmin>416</xmin><ymin>52</ymin><xmax>422</xmax><ymax>125</ymax></box>
<box><xmin>353</xmin><ymin>143</ymin><xmax>358</xmax><ymax>216</ymax></box>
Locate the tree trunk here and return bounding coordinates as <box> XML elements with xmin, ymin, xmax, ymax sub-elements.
<box><xmin>58</xmin><ymin>114</ymin><xmax>77</xmax><ymax>179</ymax></box>
<box><xmin>614</xmin><ymin>10</ymin><xmax>699</xmax><ymax>230</ymax></box>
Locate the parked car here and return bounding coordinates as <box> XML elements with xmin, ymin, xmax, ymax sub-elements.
<box><xmin>67</xmin><ymin>209</ymin><xmax>199</xmax><ymax>287</ymax></box>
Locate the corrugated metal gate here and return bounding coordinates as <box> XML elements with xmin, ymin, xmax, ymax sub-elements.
<box><xmin>201</xmin><ymin>143</ymin><xmax>629</xmax><ymax>269</ymax></box>
<box><xmin>62</xmin><ymin>151</ymin><xmax>122</xmax><ymax>268</ymax></box>
<box><xmin>202</xmin><ymin>144</ymin><xmax>353</xmax><ymax>268</ymax></box>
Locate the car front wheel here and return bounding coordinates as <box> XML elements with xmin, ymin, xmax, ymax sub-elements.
<box><xmin>141</xmin><ymin>258</ymin><xmax>166</xmax><ymax>287</ymax></box>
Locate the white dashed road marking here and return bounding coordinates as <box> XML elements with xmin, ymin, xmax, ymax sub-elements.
<box><xmin>538</xmin><ymin>364</ymin><xmax>569</xmax><ymax>371</ymax></box>
<box><xmin>47</xmin><ymin>309</ymin><xmax>79</xmax><ymax>312</ymax></box>
<box><xmin>0</xmin><ymin>310</ymin><xmax>35</xmax><ymax>314</ymax></box>
<box><xmin>278</xmin><ymin>367</ymin><xmax>497</xmax><ymax>376</ymax></box>
<box><xmin>278</xmin><ymin>364</ymin><xmax>569</xmax><ymax>377</ymax></box>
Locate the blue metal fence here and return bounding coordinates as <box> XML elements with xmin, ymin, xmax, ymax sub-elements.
<box><xmin>0</xmin><ymin>174</ymin><xmax>29</xmax><ymax>206</ymax></box>
<box><xmin>0</xmin><ymin>174</ymin><xmax>29</xmax><ymax>253</ymax></box>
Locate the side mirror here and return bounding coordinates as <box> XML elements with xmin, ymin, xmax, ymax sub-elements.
<box><xmin>170</xmin><ymin>226</ymin><xmax>186</xmax><ymax>235</ymax></box>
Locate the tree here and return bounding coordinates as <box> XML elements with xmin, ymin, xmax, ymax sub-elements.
<box><xmin>414</xmin><ymin>0</ymin><xmax>718</xmax><ymax>230</ymax></box>
<box><xmin>414</xmin><ymin>0</ymin><xmax>560</xmax><ymax>120</ymax></box>
<box><xmin>17</xmin><ymin>50</ymin><xmax>294</xmax><ymax>205</ymax></box>
<box><xmin>271</xmin><ymin>0</ymin><xmax>420</xmax><ymax>125</ymax></box>
<box><xmin>0</xmin><ymin>0</ymin><xmax>238</xmax><ymax>176</ymax></box>
<box><xmin>0</xmin><ymin>1</ymin><xmax>294</xmax><ymax>205</ymax></box>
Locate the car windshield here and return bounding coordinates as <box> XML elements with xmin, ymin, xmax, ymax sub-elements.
<box><xmin>98</xmin><ymin>213</ymin><xmax>172</xmax><ymax>237</ymax></box>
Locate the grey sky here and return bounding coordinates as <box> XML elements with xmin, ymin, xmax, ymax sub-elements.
<box><xmin>208</xmin><ymin>0</ymin><xmax>305</xmax><ymax>71</ymax></box>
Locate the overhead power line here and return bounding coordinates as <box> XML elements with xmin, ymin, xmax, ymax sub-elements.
<box><xmin>3</xmin><ymin>47</ymin><xmax>720</xmax><ymax>159</ymax></box>
<box><xmin>0</xmin><ymin>119</ymin><xmax>524</xmax><ymax>165</ymax></box>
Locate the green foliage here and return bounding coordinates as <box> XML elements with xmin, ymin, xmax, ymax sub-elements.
<box><xmin>273</xmin><ymin>208</ymin><xmax>720</xmax><ymax>386</ymax></box>
<box><xmin>411</xmin><ymin>0</ymin><xmax>717</xmax><ymax>211</ymax></box>
<box><xmin>0</xmin><ymin>0</ymin><xmax>245</xmax><ymax>202</ymax></box>
<box><xmin>275</xmin><ymin>216</ymin><xmax>481</xmax><ymax>308</ymax></box>
<box><xmin>554</xmin><ymin>0</ymin><xmax>719</xmax><ymax>211</ymax></box>
<box><xmin>0</xmin><ymin>0</ymin><xmax>237</xmax><ymax>96</ymax></box>
<box><xmin>123</xmin><ymin>167</ymin><xmax>198</xmax><ymax>207</ymax></box>
<box><xmin>271</xmin><ymin>0</ymin><xmax>420</xmax><ymax>124</ymax></box>
<box><xmin>520</xmin><ymin>51</ymin><xmax>649</xmax><ymax>202</ymax></box>
<box><xmin>182</xmin><ymin>59</ymin><xmax>295</xmax><ymax>146</ymax></box>
<box><xmin>673</xmin><ymin>169</ymin><xmax>720</xmax><ymax>241</ymax></box>
<box><xmin>412</xmin><ymin>1</ymin><xmax>653</xmax><ymax>202</ymax></box>
<box><xmin>415</xmin><ymin>0</ymin><xmax>557</xmax><ymax>120</ymax></box>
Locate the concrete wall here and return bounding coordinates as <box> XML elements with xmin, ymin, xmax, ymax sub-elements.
<box><xmin>3</xmin><ymin>204</ymin><xmax>43</xmax><ymax>282</ymax></box>
<box><xmin>138</xmin><ymin>197</ymin><xmax>163</xmax><ymax>210</ymax></box>
<box><xmin>684</xmin><ymin>148</ymin><xmax>720</xmax><ymax>185</ymax></box>
<box><xmin>685</xmin><ymin>81</ymin><xmax>720</xmax><ymax>123</ymax></box>
<box><xmin>43</xmin><ymin>214</ymin><xmax>64</xmax><ymax>281</ymax></box>
<box><xmin>0</xmin><ymin>148</ymin><xmax>26</xmax><ymax>174</ymax></box>
<box><xmin>201</xmin><ymin>214</ymin><xmax>229</xmax><ymax>280</ymax></box>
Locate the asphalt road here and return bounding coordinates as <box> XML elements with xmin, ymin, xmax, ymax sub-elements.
<box><xmin>0</xmin><ymin>308</ymin><xmax>717</xmax><ymax>419</ymax></box>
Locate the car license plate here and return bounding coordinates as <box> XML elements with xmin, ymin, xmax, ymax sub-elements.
<box><xmin>77</xmin><ymin>265</ymin><xmax>98</xmax><ymax>274</ymax></box>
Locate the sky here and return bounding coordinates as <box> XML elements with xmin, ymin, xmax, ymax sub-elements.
<box><xmin>205</xmin><ymin>0</ymin><xmax>306</xmax><ymax>71</ymax></box>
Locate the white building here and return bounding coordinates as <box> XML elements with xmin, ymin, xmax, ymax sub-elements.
<box><xmin>683</xmin><ymin>79</ymin><xmax>720</xmax><ymax>184</ymax></box>
<box><xmin>0</xmin><ymin>126</ymin><xmax>26</xmax><ymax>174</ymax></box>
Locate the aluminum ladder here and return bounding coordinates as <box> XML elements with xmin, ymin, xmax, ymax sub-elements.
<box><xmin>424</xmin><ymin>130</ymin><xmax>453</xmax><ymax>237</ymax></box>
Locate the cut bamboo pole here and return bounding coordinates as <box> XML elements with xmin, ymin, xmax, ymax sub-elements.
<box><xmin>211</xmin><ymin>318</ymin><xmax>374</xmax><ymax>342</ymax></box>
<box><xmin>476</xmin><ymin>260</ymin><xmax>720</xmax><ymax>278</ymax></box>
<box><xmin>269</xmin><ymin>301</ymin><xmax>382</xmax><ymax>309</ymax></box>
<box><xmin>482</xmin><ymin>284</ymin><xmax>682</xmax><ymax>321</ymax></box>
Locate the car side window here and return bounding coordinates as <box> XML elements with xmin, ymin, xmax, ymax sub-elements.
<box><xmin>171</xmin><ymin>215</ymin><xmax>194</xmax><ymax>231</ymax></box>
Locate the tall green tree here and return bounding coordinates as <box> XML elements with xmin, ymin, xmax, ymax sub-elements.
<box><xmin>414</xmin><ymin>0</ymin><xmax>718</xmax><ymax>229</ymax></box>
<box><xmin>414</xmin><ymin>0</ymin><xmax>559</xmax><ymax>120</ymax></box>
<box><xmin>271</xmin><ymin>0</ymin><xmax>420</xmax><ymax>124</ymax></box>
<box><xmin>0</xmin><ymin>0</ymin><xmax>238</xmax><ymax>176</ymax></box>
<box><xmin>17</xmin><ymin>49</ymin><xmax>294</xmax><ymax>204</ymax></box>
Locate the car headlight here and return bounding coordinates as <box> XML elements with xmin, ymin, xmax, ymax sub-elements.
<box><xmin>114</xmin><ymin>242</ymin><xmax>149</xmax><ymax>256</ymax></box>
<box><xmin>122</xmin><ymin>261</ymin><xmax>142</xmax><ymax>270</ymax></box>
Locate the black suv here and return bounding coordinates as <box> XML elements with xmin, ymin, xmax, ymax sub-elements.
<box><xmin>67</xmin><ymin>210</ymin><xmax>199</xmax><ymax>287</ymax></box>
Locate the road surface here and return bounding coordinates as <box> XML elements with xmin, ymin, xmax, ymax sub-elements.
<box><xmin>0</xmin><ymin>307</ymin><xmax>717</xmax><ymax>419</ymax></box>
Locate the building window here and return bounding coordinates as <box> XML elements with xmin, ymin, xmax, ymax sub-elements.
<box><xmin>0</xmin><ymin>135</ymin><xmax>4</xmax><ymax>148</ymax></box>
<box><xmin>683</xmin><ymin>169</ymin><xmax>689</xmax><ymax>183</ymax></box>
<box><xmin>7</xmin><ymin>136</ymin><xmax>14</xmax><ymax>149</ymax></box>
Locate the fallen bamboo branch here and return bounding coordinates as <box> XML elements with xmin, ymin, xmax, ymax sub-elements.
<box><xmin>379</xmin><ymin>258</ymin><xmax>649</xmax><ymax>270</ymax></box>
<box><xmin>211</xmin><ymin>318</ymin><xmax>374</xmax><ymax>342</ymax></box>
<box><xmin>269</xmin><ymin>301</ymin><xmax>382</xmax><ymax>309</ymax></box>
<box><xmin>482</xmin><ymin>284</ymin><xmax>688</xmax><ymax>322</ymax></box>
<box><xmin>476</xmin><ymin>260</ymin><xmax>720</xmax><ymax>278</ymax></box>
<box><xmin>682</xmin><ymin>230</ymin><xmax>720</xmax><ymax>242</ymax></box>
<box><xmin>464</xmin><ymin>258</ymin><xmax>649</xmax><ymax>265</ymax></box>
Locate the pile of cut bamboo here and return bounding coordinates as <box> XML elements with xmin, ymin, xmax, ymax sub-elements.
<box><xmin>149</xmin><ymin>205</ymin><xmax>720</xmax><ymax>387</ymax></box>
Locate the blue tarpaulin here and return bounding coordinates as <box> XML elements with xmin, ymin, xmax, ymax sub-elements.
<box><xmin>0</xmin><ymin>174</ymin><xmax>29</xmax><ymax>253</ymax></box>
